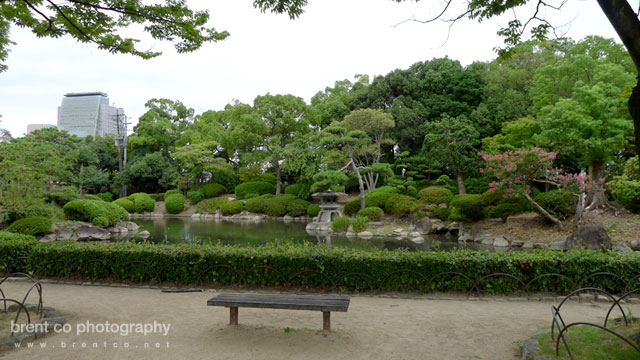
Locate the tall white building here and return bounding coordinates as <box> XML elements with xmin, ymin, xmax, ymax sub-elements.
<box><xmin>57</xmin><ymin>92</ymin><xmax>125</xmax><ymax>138</ymax></box>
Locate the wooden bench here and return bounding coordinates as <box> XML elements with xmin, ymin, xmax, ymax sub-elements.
<box><xmin>207</xmin><ymin>293</ymin><xmax>350</xmax><ymax>332</ymax></box>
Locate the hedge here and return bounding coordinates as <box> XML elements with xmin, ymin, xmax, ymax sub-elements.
<box><xmin>200</xmin><ymin>183</ymin><xmax>227</xmax><ymax>199</ymax></box>
<box><xmin>344</xmin><ymin>192</ymin><xmax>396</xmax><ymax>215</ymax></box>
<box><xmin>112</xmin><ymin>198</ymin><xmax>134</xmax><ymax>213</ymax></box>
<box><xmin>127</xmin><ymin>193</ymin><xmax>156</xmax><ymax>214</ymax></box>
<box><xmin>418</xmin><ymin>186</ymin><xmax>453</xmax><ymax>204</ymax></box>
<box><xmin>245</xmin><ymin>194</ymin><xmax>274</xmax><ymax>214</ymax></box>
<box><xmin>220</xmin><ymin>200</ymin><xmax>244</xmax><ymax>215</ymax></box>
<box><xmin>7</xmin><ymin>217</ymin><xmax>53</xmax><ymax>236</ymax></box>
<box><xmin>1</xmin><ymin>239</ymin><xmax>639</xmax><ymax>293</ymax></box>
<box><xmin>63</xmin><ymin>199</ymin><xmax>129</xmax><ymax>227</ymax></box>
<box><xmin>384</xmin><ymin>194</ymin><xmax>420</xmax><ymax>216</ymax></box>
<box><xmin>187</xmin><ymin>190</ymin><xmax>204</xmax><ymax>204</ymax></box>
<box><xmin>449</xmin><ymin>194</ymin><xmax>485</xmax><ymax>221</ymax></box>
<box><xmin>165</xmin><ymin>194</ymin><xmax>186</xmax><ymax>214</ymax></box>
<box><xmin>235</xmin><ymin>181</ymin><xmax>276</xmax><ymax>200</ymax></box>
<box><xmin>196</xmin><ymin>197</ymin><xmax>229</xmax><ymax>214</ymax></box>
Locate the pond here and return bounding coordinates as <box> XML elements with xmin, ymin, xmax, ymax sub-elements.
<box><xmin>131</xmin><ymin>217</ymin><xmax>490</xmax><ymax>252</ymax></box>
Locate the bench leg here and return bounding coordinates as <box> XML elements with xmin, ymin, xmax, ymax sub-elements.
<box><xmin>229</xmin><ymin>307</ymin><xmax>238</xmax><ymax>325</ymax></box>
<box><xmin>323</xmin><ymin>311</ymin><xmax>330</xmax><ymax>332</ymax></box>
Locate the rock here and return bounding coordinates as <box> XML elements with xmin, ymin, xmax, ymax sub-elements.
<box><xmin>414</xmin><ymin>217</ymin><xmax>433</xmax><ymax>234</ymax></box>
<box><xmin>549</xmin><ymin>240</ymin><xmax>566</xmax><ymax>251</ymax></box>
<box><xmin>137</xmin><ymin>230</ymin><xmax>150</xmax><ymax>239</ymax></box>
<box><xmin>522</xmin><ymin>241</ymin><xmax>534</xmax><ymax>250</ymax></box>
<box><xmin>411</xmin><ymin>236</ymin><xmax>425</xmax><ymax>244</ymax></box>
<box><xmin>409</xmin><ymin>232</ymin><xmax>421</xmax><ymax>237</ymax></box>
<box><xmin>493</xmin><ymin>237</ymin><xmax>509</xmax><ymax>247</ymax></box>
<box><xmin>399</xmin><ymin>232</ymin><xmax>409</xmax><ymax>238</ymax></box>
<box><xmin>345</xmin><ymin>231</ymin><xmax>356</xmax><ymax>238</ymax></box>
<box><xmin>511</xmin><ymin>240</ymin><xmax>524</xmax><ymax>247</ymax></box>
<box><xmin>56</xmin><ymin>228</ymin><xmax>73</xmax><ymax>241</ymax></box>
<box><xmin>565</xmin><ymin>225</ymin><xmax>611</xmax><ymax>250</ymax></box>
<box><xmin>481</xmin><ymin>238</ymin><xmax>494</xmax><ymax>245</ymax></box>
<box><xmin>438</xmin><ymin>203</ymin><xmax>447</xmax><ymax>208</ymax></box>
<box><xmin>613</xmin><ymin>242</ymin><xmax>633</xmax><ymax>253</ymax></box>
<box><xmin>407</xmin><ymin>224</ymin><xmax>415</xmax><ymax>231</ymax></box>
<box><xmin>191</xmin><ymin>214</ymin><xmax>201</xmax><ymax>219</ymax></box>
<box><xmin>357</xmin><ymin>231</ymin><xmax>373</xmax><ymax>239</ymax></box>
<box><xmin>73</xmin><ymin>225</ymin><xmax>111</xmax><ymax>241</ymax></box>
<box><xmin>631</xmin><ymin>240</ymin><xmax>639</xmax><ymax>251</ymax></box>
<box><xmin>394</xmin><ymin>228</ymin><xmax>403</xmax><ymax>233</ymax></box>
<box><xmin>119</xmin><ymin>221</ymin><xmax>139</xmax><ymax>233</ymax></box>
<box><xmin>39</xmin><ymin>234</ymin><xmax>57</xmax><ymax>243</ymax></box>
<box><xmin>283</xmin><ymin>215</ymin><xmax>294</xmax><ymax>222</ymax></box>
<box><xmin>519</xmin><ymin>334</ymin><xmax>543</xmax><ymax>360</ymax></box>
<box><xmin>458</xmin><ymin>233</ymin><xmax>473</xmax><ymax>243</ymax></box>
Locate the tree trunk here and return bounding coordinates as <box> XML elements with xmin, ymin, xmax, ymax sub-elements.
<box><xmin>523</xmin><ymin>193</ymin><xmax>564</xmax><ymax>231</ymax></box>
<box><xmin>351</xmin><ymin>161</ymin><xmax>366</xmax><ymax>210</ymax></box>
<box><xmin>456</xmin><ymin>172</ymin><xmax>466</xmax><ymax>195</ymax></box>
<box><xmin>585</xmin><ymin>159</ymin><xmax>612</xmax><ymax>210</ymax></box>
<box><xmin>596</xmin><ymin>0</ymin><xmax>640</xmax><ymax>168</ymax></box>
<box><xmin>274</xmin><ymin>161</ymin><xmax>282</xmax><ymax>195</ymax></box>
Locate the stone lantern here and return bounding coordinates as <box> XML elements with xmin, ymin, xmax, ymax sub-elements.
<box><xmin>305</xmin><ymin>190</ymin><xmax>347</xmax><ymax>232</ymax></box>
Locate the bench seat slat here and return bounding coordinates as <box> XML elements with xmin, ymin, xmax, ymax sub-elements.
<box><xmin>207</xmin><ymin>294</ymin><xmax>350</xmax><ymax>312</ymax></box>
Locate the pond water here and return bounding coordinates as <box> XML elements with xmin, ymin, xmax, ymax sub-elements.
<box><xmin>131</xmin><ymin>218</ymin><xmax>490</xmax><ymax>252</ymax></box>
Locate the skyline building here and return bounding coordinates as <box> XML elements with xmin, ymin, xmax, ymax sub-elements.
<box><xmin>57</xmin><ymin>92</ymin><xmax>126</xmax><ymax>138</ymax></box>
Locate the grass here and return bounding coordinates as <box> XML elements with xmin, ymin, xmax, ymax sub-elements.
<box><xmin>537</xmin><ymin>318</ymin><xmax>640</xmax><ymax>359</ymax></box>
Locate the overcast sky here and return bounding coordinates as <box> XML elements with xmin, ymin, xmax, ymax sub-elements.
<box><xmin>0</xmin><ymin>0</ymin><xmax>623</xmax><ymax>138</ymax></box>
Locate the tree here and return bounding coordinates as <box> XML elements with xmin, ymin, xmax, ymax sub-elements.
<box><xmin>121</xmin><ymin>151</ymin><xmax>178</xmax><ymax>193</ymax></box>
<box><xmin>423</xmin><ymin>114</ymin><xmax>480</xmax><ymax>194</ymax></box>
<box><xmin>0</xmin><ymin>119</ymin><xmax>11</xmax><ymax>142</ymax></box>
<box><xmin>74</xmin><ymin>165</ymin><xmax>110</xmax><ymax>194</ymax></box>
<box><xmin>173</xmin><ymin>141</ymin><xmax>226</xmax><ymax>190</ymax></box>
<box><xmin>253</xmin><ymin>94</ymin><xmax>309</xmax><ymax>194</ymax></box>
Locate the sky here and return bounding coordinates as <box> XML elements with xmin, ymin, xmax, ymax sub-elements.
<box><xmin>0</xmin><ymin>0</ymin><xmax>624</xmax><ymax>138</ymax></box>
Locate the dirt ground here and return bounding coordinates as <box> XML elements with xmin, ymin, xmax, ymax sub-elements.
<box><xmin>1</xmin><ymin>281</ymin><xmax>637</xmax><ymax>360</ymax></box>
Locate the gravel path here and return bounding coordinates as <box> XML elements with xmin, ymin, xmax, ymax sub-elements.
<box><xmin>1</xmin><ymin>281</ymin><xmax>636</xmax><ymax>360</ymax></box>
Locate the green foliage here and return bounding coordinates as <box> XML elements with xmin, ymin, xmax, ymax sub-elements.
<box><xmin>486</xmin><ymin>203</ymin><xmax>525</xmax><ymax>223</ymax></box>
<box><xmin>384</xmin><ymin>194</ymin><xmax>419</xmax><ymax>216</ymax></box>
<box><xmin>432</xmin><ymin>207</ymin><xmax>452</xmax><ymax>221</ymax></box>
<box><xmin>344</xmin><ymin>191</ymin><xmax>396</xmax><ymax>216</ymax></box>
<box><xmin>165</xmin><ymin>193</ymin><xmax>186</xmax><ymax>214</ymax></box>
<box><xmin>209</xmin><ymin>168</ymin><xmax>240</xmax><ymax>193</ymax></box>
<box><xmin>534</xmin><ymin>190</ymin><xmax>578</xmax><ymax>221</ymax></box>
<box><xmin>611</xmin><ymin>180</ymin><xmax>640</xmax><ymax>213</ymax></box>
<box><xmin>287</xmin><ymin>198</ymin><xmax>310</xmax><ymax>217</ymax></box>
<box><xmin>196</xmin><ymin>197</ymin><xmax>229</xmax><ymax>214</ymax></box>
<box><xmin>450</xmin><ymin>194</ymin><xmax>485</xmax><ymax>221</ymax></box>
<box><xmin>3</xmin><ymin>203</ymin><xmax>55</xmax><ymax>225</ymax></box>
<box><xmin>220</xmin><ymin>200</ymin><xmax>244</xmax><ymax>216</ymax></box>
<box><xmin>200</xmin><ymin>183</ymin><xmax>227</xmax><ymax>198</ymax></box>
<box><xmin>63</xmin><ymin>199</ymin><xmax>128</xmax><ymax>227</ymax></box>
<box><xmin>84</xmin><ymin>194</ymin><xmax>103</xmax><ymax>201</ymax></box>
<box><xmin>112</xmin><ymin>198</ymin><xmax>134</xmax><ymax>213</ymax></box>
<box><xmin>245</xmin><ymin>194</ymin><xmax>274</xmax><ymax>214</ymax></box>
<box><xmin>121</xmin><ymin>152</ymin><xmax>178</xmax><ymax>193</ymax></box>
<box><xmin>187</xmin><ymin>190</ymin><xmax>204</xmax><ymax>204</ymax></box>
<box><xmin>331</xmin><ymin>216</ymin><xmax>351</xmax><ymax>232</ymax></box>
<box><xmin>418</xmin><ymin>187</ymin><xmax>454</xmax><ymax>204</ymax></box>
<box><xmin>235</xmin><ymin>181</ymin><xmax>276</xmax><ymax>200</ymax></box>
<box><xmin>0</xmin><ymin>232</ymin><xmax>36</xmax><ymax>273</ymax></box>
<box><xmin>284</xmin><ymin>183</ymin><xmax>312</xmax><ymax>199</ymax></box>
<box><xmin>164</xmin><ymin>189</ymin><xmax>181</xmax><ymax>197</ymax></box>
<box><xmin>127</xmin><ymin>193</ymin><xmax>156</xmax><ymax>214</ymax></box>
<box><xmin>311</xmin><ymin>171</ymin><xmax>348</xmax><ymax>193</ymax></box>
<box><xmin>95</xmin><ymin>192</ymin><xmax>114</xmax><ymax>202</ymax></box>
<box><xmin>7</xmin><ymin>217</ymin><xmax>52</xmax><ymax>236</ymax></box>
<box><xmin>45</xmin><ymin>186</ymin><xmax>81</xmax><ymax>206</ymax></box>
<box><xmin>92</xmin><ymin>216</ymin><xmax>109</xmax><ymax>228</ymax></box>
<box><xmin>357</xmin><ymin>207</ymin><xmax>384</xmax><ymax>221</ymax></box>
<box><xmin>307</xmin><ymin>204</ymin><xmax>321</xmax><ymax>217</ymax></box>
<box><xmin>261</xmin><ymin>195</ymin><xmax>309</xmax><ymax>217</ymax></box>
<box><xmin>622</xmin><ymin>156</ymin><xmax>640</xmax><ymax>181</ymax></box>
<box><xmin>463</xmin><ymin>178</ymin><xmax>491</xmax><ymax>194</ymax></box>
<box><xmin>149</xmin><ymin>193</ymin><xmax>165</xmax><ymax>201</ymax></box>
<box><xmin>351</xmin><ymin>216</ymin><xmax>369</xmax><ymax>232</ymax></box>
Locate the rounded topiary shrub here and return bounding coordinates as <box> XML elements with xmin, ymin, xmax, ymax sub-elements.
<box><xmin>351</xmin><ymin>216</ymin><xmax>369</xmax><ymax>233</ymax></box>
<box><xmin>307</xmin><ymin>204</ymin><xmax>321</xmax><ymax>217</ymax></box>
<box><xmin>112</xmin><ymin>198</ymin><xmax>134</xmax><ymax>213</ymax></box>
<box><xmin>287</xmin><ymin>198</ymin><xmax>310</xmax><ymax>217</ymax></box>
<box><xmin>84</xmin><ymin>194</ymin><xmax>103</xmax><ymax>201</ymax></box>
<box><xmin>357</xmin><ymin>207</ymin><xmax>384</xmax><ymax>221</ymax></box>
<box><xmin>95</xmin><ymin>192</ymin><xmax>114</xmax><ymax>202</ymax></box>
<box><xmin>612</xmin><ymin>180</ymin><xmax>640</xmax><ymax>213</ymax></box>
<box><xmin>418</xmin><ymin>186</ymin><xmax>453</xmax><ymax>204</ymax></box>
<box><xmin>200</xmin><ymin>183</ymin><xmax>227</xmax><ymax>199</ymax></box>
<box><xmin>263</xmin><ymin>195</ymin><xmax>298</xmax><ymax>217</ymax></box>
<box><xmin>486</xmin><ymin>203</ymin><xmax>524</xmax><ymax>223</ymax></box>
<box><xmin>164</xmin><ymin>189</ymin><xmax>181</xmax><ymax>197</ymax></box>
<box><xmin>534</xmin><ymin>190</ymin><xmax>577</xmax><ymax>221</ymax></box>
<box><xmin>187</xmin><ymin>190</ymin><xmax>204</xmax><ymax>204</ymax></box>
<box><xmin>91</xmin><ymin>216</ymin><xmax>110</xmax><ymax>228</ymax></box>
<box><xmin>331</xmin><ymin>216</ymin><xmax>351</xmax><ymax>232</ymax></box>
<box><xmin>245</xmin><ymin>194</ymin><xmax>274</xmax><ymax>214</ymax></box>
<box><xmin>220</xmin><ymin>200</ymin><xmax>243</xmax><ymax>215</ymax></box>
<box><xmin>344</xmin><ymin>199</ymin><xmax>362</xmax><ymax>216</ymax></box>
<box><xmin>8</xmin><ymin>216</ymin><xmax>52</xmax><ymax>236</ymax></box>
<box><xmin>127</xmin><ymin>193</ymin><xmax>156</xmax><ymax>213</ymax></box>
<box><xmin>63</xmin><ymin>199</ymin><xmax>128</xmax><ymax>227</ymax></box>
<box><xmin>235</xmin><ymin>181</ymin><xmax>276</xmax><ymax>200</ymax></box>
<box><xmin>165</xmin><ymin>193</ymin><xmax>186</xmax><ymax>214</ymax></box>
<box><xmin>450</xmin><ymin>194</ymin><xmax>484</xmax><ymax>221</ymax></box>
<box><xmin>384</xmin><ymin>194</ymin><xmax>419</xmax><ymax>216</ymax></box>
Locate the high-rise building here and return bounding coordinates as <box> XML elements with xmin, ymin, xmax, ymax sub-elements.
<box><xmin>57</xmin><ymin>92</ymin><xmax>126</xmax><ymax>138</ymax></box>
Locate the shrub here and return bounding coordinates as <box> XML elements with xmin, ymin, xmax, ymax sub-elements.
<box><xmin>288</xmin><ymin>199</ymin><xmax>310</xmax><ymax>217</ymax></box>
<box><xmin>187</xmin><ymin>190</ymin><xmax>204</xmax><ymax>204</ymax></box>
<box><xmin>91</xmin><ymin>216</ymin><xmax>109</xmax><ymax>228</ymax></box>
<box><xmin>164</xmin><ymin>189</ymin><xmax>181</xmax><ymax>198</ymax></box>
<box><xmin>464</xmin><ymin>178</ymin><xmax>491</xmax><ymax>194</ymax></box>
<box><xmin>261</xmin><ymin>195</ymin><xmax>309</xmax><ymax>217</ymax></box>
<box><xmin>245</xmin><ymin>194</ymin><xmax>274</xmax><ymax>214</ymax></box>
<box><xmin>0</xmin><ymin>232</ymin><xmax>37</xmax><ymax>273</ymax></box>
<box><xmin>84</xmin><ymin>194</ymin><xmax>103</xmax><ymax>201</ymax></box>
<box><xmin>149</xmin><ymin>193</ymin><xmax>165</xmax><ymax>201</ymax></box>
<box><xmin>432</xmin><ymin>175</ymin><xmax>457</xmax><ymax>193</ymax></box>
<box><xmin>284</xmin><ymin>183</ymin><xmax>312</xmax><ymax>199</ymax></box>
<box><xmin>418</xmin><ymin>186</ymin><xmax>453</xmax><ymax>204</ymax></box>
<box><xmin>45</xmin><ymin>186</ymin><xmax>80</xmax><ymax>206</ymax></box>
<box><xmin>165</xmin><ymin>194</ymin><xmax>186</xmax><ymax>214</ymax></box>
<box><xmin>200</xmin><ymin>183</ymin><xmax>227</xmax><ymax>198</ymax></box>
<box><xmin>433</xmin><ymin>207</ymin><xmax>452</xmax><ymax>221</ymax></box>
<box><xmin>4</xmin><ymin>203</ymin><xmax>55</xmax><ymax>224</ymax></box>
<box><xmin>611</xmin><ymin>180</ymin><xmax>640</xmax><ymax>213</ymax></box>
<box><xmin>367</xmin><ymin>186</ymin><xmax>400</xmax><ymax>195</ymax></box>
<box><xmin>127</xmin><ymin>193</ymin><xmax>156</xmax><ymax>213</ymax></box>
<box><xmin>357</xmin><ymin>207</ymin><xmax>384</xmax><ymax>221</ymax></box>
<box><xmin>384</xmin><ymin>194</ymin><xmax>419</xmax><ymax>216</ymax></box>
<box><xmin>344</xmin><ymin>192</ymin><xmax>396</xmax><ymax>216</ymax></box>
<box><xmin>344</xmin><ymin>199</ymin><xmax>362</xmax><ymax>216</ymax></box>
<box><xmin>351</xmin><ymin>216</ymin><xmax>369</xmax><ymax>232</ymax></box>
<box><xmin>622</xmin><ymin>156</ymin><xmax>640</xmax><ymax>181</ymax></box>
<box><xmin>210</xmin><ymin>167</ymin><xmax>240</xmax><ymax>192</ymax></box>
<box><xmin>450</xmin><ymin>194</ymin><xmax>485</xmax><ymax>221</ymax></box>
<box><xmin>8</xmin><ymin>217</ymin><xmax>52</xmax><ymax>236</ymax></box>
<box><xmin>63</xmin><ymin>199</ymin><xmax>128</xmax><ymax>227</ymax></box>
<box><xmin>235</xmin><ymin>181</ymin><xmax>276</xmax><ymax>200</ymax></box>
<box><xmin>196</xmin><ymin>197</ymin><xmax>229</xmax><ymax>214</ymax></box>
<box><xmin>95</xmin><ymin>192</ymin><xmax>114</xmax><ymax>202</ymax></box>
<box><xmin>447</xmin><ymin>207</ymin><xmax>470</xmax><ymax>222</ymax></box>
<box><xmin>331</xmin><ymin>216</ymin><xmax>351</xmax><ymax>232</ymax></box>
<box><xmin>307</xmin><ymin>204</ymin><xmax>321</xmax><ymax>217</ymax></box>
<box><xmin>220</xmin><ymin>200</ymin><xmax>243</xmax><ymax>215</ymax></box>
<box><xmin>486</xmin><ymin>203</ymin><xmax>524</xmax><ymax>223</ymax></box>
<box><xmin>534</xmin><ymin>190</ymin><xmax>577</xmax><ymax>221</ymax></box>
<box><xmin>112</xmin><ymin>198</ymin><xmax>134</xmax><ymax>213</ymax></box>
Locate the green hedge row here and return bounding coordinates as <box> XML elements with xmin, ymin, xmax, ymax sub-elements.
<box><xmin>0</xmin><ymin>232</ymin><xmax>37</xmax><ymax>273</ymax></box>
<box><xmin>0</xmin><ymin>240</ymin><xmax>635</xmax><ymax>293</ymax></box>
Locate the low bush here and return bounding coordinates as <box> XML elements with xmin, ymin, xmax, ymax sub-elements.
<box><xmin>165</xmin><ymin>193</ymin><xmax>186</xmax><ymax>214</ymax></box>
<box><xmin>63</xmin><ymin>199</ymin><xmax>128</xmax><ymax>227</ymax></box>
<box><xmin>84</xmin><ymin>194</ymin><xmax>103</xmax><ymax>201</ymax></box>
<box><xmin>287</xmin><ymin>198</ymin><xmax>310</xmax><ymax>217</ymax></box>
<box><xmin>263</xmin><ymin>195</ymin><xmax>310</xmax><ymax>217</ymax></box>
<box><xmin>112</xmin><ymin>198</ymin><xmax>134</xmax><ymax>213</ymax></box>
<box><xmin>284</xmin><ymin>183</ymin><xmax>312</xmax><ymax>199</ymax></box>
<box><xmin>357</xmin><ymin>207</ymin><xmax>384</xmax><ymax>221</ymax></box>
<box><xmin>418</xmin><ymin>187</ymin><xmax>453</xmax><ymax>204</ymax></box>
<box><xmin>95</xmin><ymin>192</ymin><xmax>114</xmax><ymax>202</ymax></box>
<box><xmin>384</xmin><ymin>194</ymin><xmax>419</xmax><ymax>216</ymax></box>
<box><xmin>486</xmin><ymin>203</ymin><xmax>524</xmax><ymax>223</ymax></box>
<box><xmin>331</xmin><ymin>216</ymin><xmax>351</xmax><ymax>232</ymax></box>
<box><xmin>8</xmin><ymin>217</ymin><xmax>52</xmax><ymax>236</ymax></box>
<box><xmin>149</xmin><ymin>193</ymin><xmax>165</xmax><ymax>201</ymax></box>
<box><xmin>196</xmin><ymin>197</ymin><xmax>229</xmax><ymax>214</ymax></box>
<box><xmin>164</xmin><ymin>189</ymin><xmax>181</xmax><ymax>197</ymax></box>
<box><xmin>245</xmin><ymin>194</ymin><xmax>274</xmax><ymax>214</ymax></box>
<box><xmin>220</xmin><ymin>200</ymin><xmax>244</xmax><ymax>215</ymax></box>
<box><xmin>3</xmin><ymin>203</ymin><xmax>54</xmax><ymax>224</ymax></box>
<box><xmin>92</xmin><ymin>216</ymin><xmax>109</xmax><ymax>228</ymax></box>
<box><xmin>307</xmin><ymin>204</ymin><xmax>321</xmax><ymax>217</ymax></box>
<box><xmin>611</xmin><ymin>180</ymin><xmax>640</xmax><ymax>213</ymax></box>
<box><xmin>235</xmin><ymin>181</ymin><xmax>276</xmax><ymax>200</ymax></box>
<box><xmin>423</xmin><ymin>205</ymin><xmax>451</xmax><ymax>221</ymax></box>
<box><xmin>200</xmin><ymin>183</ymin><xmax>227</xmax><ymax>199</ymax></box>
<box><xmin>464</xmin><ymin>178</ymin><xmax>491</xmax><ymax>194</ymax></box>
<box><xmin>344</xmin><ymin>192</ymin><xmax>396</xmax><ymax>216</ymax></box>
<box><xmin>187</xmin><ymin>190</ymin><xmax>204</xmax><ymax>204</ymax></box>
<box><xmin>45</xmin><ymin>186</ymin><xmax>80</xmax><ymax>206</ymax></box>
<box><xmin>449</xmin><ymin>194</ymin><xmax>484</xmax><ymax>221</ymax></box>
<box><xmin>0</xmin><ymin>232</ymin><xmax>36</xmax><ymax>273</ymax></box>
<box><xmin>534</xmin><ymin>190</ymin><xmax>577</xmax><ymax>221</ymax></box>
<box><xmin>127</xmin><ymin>193</ymin><xmax>156</xmax><ymax>214</ymax></box>
<box><xmin>210</xmin><ymin>167</ymin><xmax>240</xmax><ymax>192</ymax></box>
<box><xmin>351</xmin><ymin>216</ymin><xmax>369</xmax><ymax>233</ymax></box>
